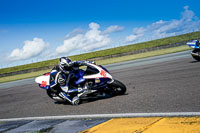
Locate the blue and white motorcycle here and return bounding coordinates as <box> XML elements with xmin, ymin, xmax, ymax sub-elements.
<box><xmin>187</xmin><ymin>40</ymin><xmax>200</xmax><ymax>61</ymax></box>
<box><xmin>35</xmin><ymin>62</ymin><xmax>126</xmax><ymax>105</ymax></box>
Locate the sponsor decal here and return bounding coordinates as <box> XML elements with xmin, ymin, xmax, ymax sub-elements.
<box><xmin>100</xmin><ymin>70</ymin><xmax>106</xmax><ymax>78</ymax></box>
<box><xmin>40</xmin><ymin>81</ymin><xmax>47</xmax><ymax>87</ymax></box>
<box><xmin>95</xmin><ymin>78</ymin><xmax>101</xmax><ymax>83</ymax></box>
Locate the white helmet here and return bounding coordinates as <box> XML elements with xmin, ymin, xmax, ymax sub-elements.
<box><xmin>59</xmin><ymin>57</ymin><xmax>72</xmax><ymax>72</ymax></box>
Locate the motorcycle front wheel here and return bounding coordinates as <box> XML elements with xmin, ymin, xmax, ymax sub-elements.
<box><xmin>191</xmin><ymin>49</ymin><xmax>200</xmax><ymax>61</ymax></box>
<box><xmin>192</xmin><ymin>54</ymin><xmax>200</xmax><ymax>61</ymax></box>
<box><xmin>108</xmin><ymin>79</ymin><xmax>126</xmax><ymax>96</ymax></box>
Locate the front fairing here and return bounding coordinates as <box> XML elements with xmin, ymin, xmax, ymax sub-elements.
<box><xmin>82</xmin><ymin>63</ymin><xmax>113</xmax><ymax>91</ymax></box>
<box><xmin>99</xmin><ymin>65</ymin><xmax>110</xmax><ymax>73</ymax></box>
<box><xmin>93</xmin><ymin>78</ymin><xmax>110</xmax><ymax>89</ymax></box>
<box><xmin>83</xmin><ymin>63</ymin><xmax>113</xmax><ymax>80</ymax></box>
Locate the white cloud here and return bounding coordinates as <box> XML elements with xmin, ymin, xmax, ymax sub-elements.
<box><xmin>65</xmin><ymin>28</ymin><xmax>84</xmax><ymax>39</ymax></box>
<box><xmin>8</xmin><ymin>38</ymin><xmax>49</xmax><ymax>61</ymax></box>
<box><xmin>125</xmin><ymin>27</ymin><xmax>146</xmax><ymax>42</ymax></box>
<box><xmin>133</xmin><ymin>27</ymin><xmax>146</xmax><ymax>35</ymax></box>
<box><xmin>55</xmin><ymin>22</ymin><xmax>112</xmax><ymax>55</ymax></box>
<box><xmin>103</xmin><ymin>25</ymin><xmax>124</xmax><ymax>34</ymax></box>
<box><xmin>125</xmin><ymin>6</ymin><xmax>200</xmax><ymax>43</ymax></box>
<box><xmin>125</xmin><ymin>35</ymin><xmax>137</xmax><ymax>42</ymax></box>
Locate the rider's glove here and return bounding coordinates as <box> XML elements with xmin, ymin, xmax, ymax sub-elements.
<box><xmin>58</xmin><ymin>74</ymin><xmax>66</xmax><ymax>86</ymax></box>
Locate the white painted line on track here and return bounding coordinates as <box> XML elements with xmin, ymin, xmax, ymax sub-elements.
<box><xmin>1</xmin><ymin>112</ymin><xmax>200</xmax><ymax>122</ymax></box>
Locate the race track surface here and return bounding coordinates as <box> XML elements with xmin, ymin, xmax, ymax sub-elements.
<box><xmin>0</xmin><ymin>51</ymin><xmax>199</xmax><ymax>119</ymax></box>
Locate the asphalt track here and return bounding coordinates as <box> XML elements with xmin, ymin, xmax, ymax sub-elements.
<box><xmin>0</xmin><ymin>50</ymin><xmax>200</xmax><ymax>120</ymax></box>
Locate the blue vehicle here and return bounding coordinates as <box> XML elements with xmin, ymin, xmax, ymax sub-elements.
<box><xmin>35</xmin><ymin>62</ymin><xmax>126</xmax><ymax>105</ymax></box>
<box><xmin>187</xmin><ymin>40</ymin><xmax>200</xmax><ymax>61</ymax></box>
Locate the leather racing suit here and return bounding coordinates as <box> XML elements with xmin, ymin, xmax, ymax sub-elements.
<box><xmin>49</xmin><ymin>61</ymin><xmax>93</xmax><ymax>104</ymax></box>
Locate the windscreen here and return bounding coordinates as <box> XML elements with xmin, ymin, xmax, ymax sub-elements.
<box><xmin>84</xmin><ymin>66</ymin><xmax>99</xmax><ymax>76</ymax></box>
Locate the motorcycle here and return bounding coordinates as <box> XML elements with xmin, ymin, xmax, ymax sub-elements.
<box><xmin>187</xmin><ymin>40</ymin><xmax>200</xmax><ymax>61</ymax></box>
<box><xmin>35</xmin><ymin>62</ymin><xmax>126</xmax><ymax>105</ymax></box>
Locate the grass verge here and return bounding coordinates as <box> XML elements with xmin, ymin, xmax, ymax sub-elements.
<box><xmin>0</xmin><ymin>45</ymin><xmax>191</xmax><ymax>83</ymax></box>
<box><xmin>0</xmin><ymin>31</ymin><xmax>199</xmax><ymax>75</ymax></box>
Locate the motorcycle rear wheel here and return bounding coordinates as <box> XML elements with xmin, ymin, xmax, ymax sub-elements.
<box><xmin>108</xmin><ymin>79</ymin><xmax>126</xmax><ymax>95</ymax></box>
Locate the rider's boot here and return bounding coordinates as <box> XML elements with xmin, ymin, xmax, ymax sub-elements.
<box><xmin>72</xmin><ymin>96</ymin><xmax>80</xmax><ymax>105</ymax></box>
<box><xmin>58</xmin><ymin>92</ymin><xmax>72</xmax><ymax>103</ymax></box>
<box><xmin>59</xmin><ymin>85</ymin><xmax>81</xmax><ymax>105</ymax></box>
<box><xmin>77</xmin><ymin>84</ymin><xmax>89</xmax><ymax>97</ymax></box>
<box><xmin>58</xmin><ymin>92</ymin><xmax>80</xmax><ymax>105</ymax></box>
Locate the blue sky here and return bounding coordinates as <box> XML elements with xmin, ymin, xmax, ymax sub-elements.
<box><xmin>0</xmin><ymin>0</ymin><xmax>200</xmax><ymax>68</ymax></box>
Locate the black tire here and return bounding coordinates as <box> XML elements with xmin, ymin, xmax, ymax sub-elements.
<box><xmin>192</xmin><ymin>54</ymin><xmax>200</xmax><ymax>61</ymax></box>
<box><xmin>191</xmin><ymin>49</ymin><xmax>200</xmax><ymax>61</ymax></box>
<box><xmin>108</xmin><ymin>79</ymin><xmax>126</xmax><ymax>95</ymax></box>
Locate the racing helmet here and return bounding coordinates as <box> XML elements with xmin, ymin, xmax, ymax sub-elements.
<box><xmin>59</xmin><ymin>57</ymin><xmax>72</xmax><ymax>72</ymax></box>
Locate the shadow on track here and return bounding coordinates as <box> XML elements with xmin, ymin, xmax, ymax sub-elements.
<box><xmin>189</xmin><ymin>60</ymin><xmax>200</xmax><ymax>63</ymax></box>
<box><xmin>54</xmin><ymin>93</ymin><xmax>129</xmax><ymax>105</ymax></box>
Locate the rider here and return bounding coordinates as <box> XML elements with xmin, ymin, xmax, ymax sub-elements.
<box><xmin>49</xmin><ymin>57</ymin><xmax>94</xmax><ymax>105</ymax></box>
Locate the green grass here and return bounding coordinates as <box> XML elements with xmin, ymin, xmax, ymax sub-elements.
<box><xmin>0</xmin><ymin>69</ymin><xmax>51</xmax><ymax>83</ymax></box>
<box><xmin>0</xmin><ymin>31</ymin><xmax>199</xmax><ymax>75</ymax></box>
<box><xmin>0</xmin><ymin>45</ymin><xmax>191</xmax><ymax>83</ymax></box>
<box><xmin>96</xmin><ymin>45</ymin><xmax>191</xmax><ymax>65</ymax></box>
